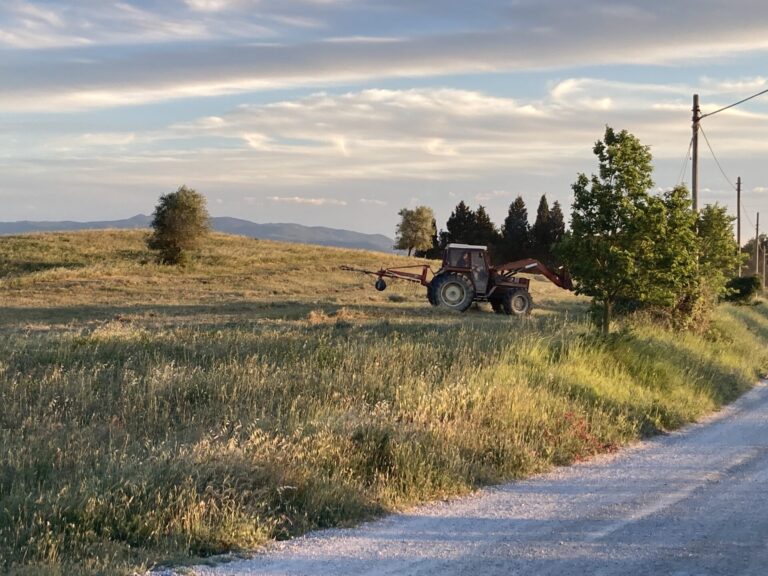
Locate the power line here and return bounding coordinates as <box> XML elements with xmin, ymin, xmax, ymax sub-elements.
<box><xmin>742</xmin><ymin>202</ymin><xmax>757</xmax><ymax>229</ymax></box>
<box><xmin>677</xmin><ymin>137</ymin><xmax>693</xmax><ymax>186</ymax></box>
<box><xmin>699</xmin><ymin>125</ymin><xmax>738</xmax><ymax>192</ymax></box>
<box><xmin>700</xmin><ymin>86</ymin><xmax>768</xmax><ymax>119</ymax></box>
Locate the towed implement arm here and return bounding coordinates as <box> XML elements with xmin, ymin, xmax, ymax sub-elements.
<box><xmin>493</xmin><ymin>259</ymin><xmax>573</xmax><ymax>290</ymax></box>
<box><xmin>340</xmin><ymin>264</ymin><xmax>433</xmax><ymax>289</ymax></box>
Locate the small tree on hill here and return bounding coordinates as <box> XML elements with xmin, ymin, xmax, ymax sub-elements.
<box><xmin>147</xmin><ymin>185</ymin><xmax>210</xmax><ymax>265</ymax></box>
<box><xmin>395</xmin><ymin>206</ymin><xmax>435</xmax><ymax>256</ymax></box>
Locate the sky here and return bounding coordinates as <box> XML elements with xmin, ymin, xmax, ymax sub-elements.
<box><xmin>2</xmin><ymin>0</ymin><xmax>768</xmax><ymax>238</ymax></box>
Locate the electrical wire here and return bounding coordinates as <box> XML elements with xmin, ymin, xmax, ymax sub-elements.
<box><xmin>696</xmin><ymin>125</ymin><xmax>758</xmax><ymax>240</ymax></box>
<box><xmin>742</xmin><ymin>202</ymin><xmax>756</xmax><ymax>229</ymax></box>
<box><xmin>677</xmin><ymin>137</ymin><xmax>693</xmax><ymax>186</ymax></box>
<box><xmin>700</xmin><ymin>87</ymin><xmax>768</xmax><ymax>119</ymax></box>
<box><xmin>699</xmin><ymin>125</ymin><xmax>738</xmax><ymax>191</ymax></box>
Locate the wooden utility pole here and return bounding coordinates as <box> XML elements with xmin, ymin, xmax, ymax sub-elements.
<box><xmin>737</xmin><ymin>176</ymin><xmax>742</xmax><ymax>276</ymax></box>
<box><xmin>755</xmin><ymin>213</ymin><xmax>760</xmax><ymax>276</ymax></box>
<box><xmin>692</xmin><ymin>94</ymin><xmax>701</xmax><ymax>212</ymax></box>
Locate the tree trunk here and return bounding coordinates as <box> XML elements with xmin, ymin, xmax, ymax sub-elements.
<box><xmin>407</xmin><ymin>247</ymin><xmax>413</xmax><ymax>256</ymax></box>
<box><xmin>602</xmin><ymin>298</ymin><xmax>612</xmax><ymax>335</ymax></box>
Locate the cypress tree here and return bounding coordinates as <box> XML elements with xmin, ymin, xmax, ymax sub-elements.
<box><xmin>500</xmin><ymin>196</ymin><xmax>530</xmax><ymax>261</ymax></box>
<box><xmin>531</xmin><ymin>194</ymin><xmax>551</xmax><ymax>261</ymax></box>
<box><xmin>443</xmin><ymin>201</ymin><xmax>476</xmax><ymax>245</ymax></box>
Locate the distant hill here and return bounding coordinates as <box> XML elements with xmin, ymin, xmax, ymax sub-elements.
<box><xmin>0</xmin><ymin>214</ymin><xmax>395</xmax><ymax>253</ymax></box>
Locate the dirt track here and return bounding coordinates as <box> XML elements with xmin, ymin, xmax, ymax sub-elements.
<box><xmin>174</xmin><ymin>381</ymin><xmax>768</xmax><ymax>576</ymax></box>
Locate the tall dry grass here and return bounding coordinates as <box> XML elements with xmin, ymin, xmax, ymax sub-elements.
<box><xmin>0</xmin><ymin>231</ymin><xmax>766</xmax><ymax>575</ymax></box>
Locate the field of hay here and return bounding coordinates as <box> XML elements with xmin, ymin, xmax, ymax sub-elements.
<box><xmin>1</xmin><ymin>230</ymin><xmax>767</xmax><ymax>575</ymax></box>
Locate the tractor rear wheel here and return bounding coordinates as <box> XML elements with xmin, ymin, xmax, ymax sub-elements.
<box><xmin>432</xmin><ymin>273</ymin><xmax>474</xmax><ymax>312</ymax></box>
<box><xmin>502</xmin><ymin>289</ymin><xmax>532</xmax><ymax>316</ymax></box>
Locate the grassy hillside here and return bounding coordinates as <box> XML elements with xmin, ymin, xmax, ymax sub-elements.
<box><xmin>1</xmin><ymin>231</ymin><xmax>767</xmax><ymax>575</ymax></box>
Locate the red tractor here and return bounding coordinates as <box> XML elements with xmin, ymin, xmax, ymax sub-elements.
<box><xmin>342</xmin><ymin>243</ymin><xmax>572</xmax><ymax>315</ymax></box>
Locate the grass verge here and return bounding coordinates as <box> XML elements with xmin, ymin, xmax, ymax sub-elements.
<box><xmin>0</xmin><ymin>231</ymin><xmax>766</xmax><ymax>575</ymax></box>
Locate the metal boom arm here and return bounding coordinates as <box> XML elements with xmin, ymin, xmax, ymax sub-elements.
<box><xmin>340</xmin><ymin>265</ymin><xmax>432</xmax><ymax>286</ymax></box>
<box><xmin>493</xmin><ymin>259</ymin><xmax>573</xmax><ymax>290</ymax></box>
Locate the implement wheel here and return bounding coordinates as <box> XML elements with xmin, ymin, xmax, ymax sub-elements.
<box><xmin>502</xmin><ymin>289</ymin><xmax>532</xmax><ymax>316</ymax></box>
<box><xmin>431</xmin><ymin>273</ymin><xmax>474</xmax><ymax>312</ymax></box>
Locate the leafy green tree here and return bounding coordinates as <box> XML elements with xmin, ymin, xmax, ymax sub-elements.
<box><xmin>698</xmin><ymin>204</ymin><xmax>743</xmax><ymax>297</ymax></box>
<box><xmin>739</xmin><ymin>234</ymin><xmax>767</xmax><ymax>279</ymax></box>
<box><xmin>500</xmin><ymin>196</ymin><xmax>530</xmax><ymax>261</ymax></box>
<box><xmin>395</xmin><ymin>206</ymin><xmax>436</xmax><ymax>256</ymax></box>
<box><xmin>559</xmin><ymin>127</ymin><xmax>655</xmax><ymax>334</ymax></box>
<box><xmin>414</xmin><ymin>218</ymin><xmax>441</xmax><ymax>259</ymax></box>
<box><xmin>147</xmin><ymin>185</ymin><xmax>210</xmax><ymax>265</ymax></box>
<box><xmin>635</xmin><ymin>186</ymin><xmax>699</xmax><ymax>325</ymax></box>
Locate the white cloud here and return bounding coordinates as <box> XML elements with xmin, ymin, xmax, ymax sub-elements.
<box><xmin>754</xmin><ymin>187</ymin><xmax>768</xmax><ymax>193</ymax></box>
<box><xmin>5</xmin><ymin>2</ymin><xmax>768</xmax><ymax>110</ymax></box>
<box><xmin>475</xmin><ymin>190</ymin><xmax>512</xmax><ymax>202</ymax></box>
<box><xmin>359</xmin><ymin>198</ymin><xmax>387</xmax><ymax>206</ymax></box>
<box><xmin>185</xmin><ymin>0</ymin><xmax>241</xmax><ymax>12</ymax></box>
<box><xmin>267</xmin><ymin>196</ymin><xmax>348</xmax><ymax>206</ymax></box>
<box><xmin>701</xmin><ymin>76</ymin><xmax>767</xmax><ymax>93</ymax></box>
<box><xmin>323</xmin><ymin>35</ymin><xmax>403</xmax><ymax>43</ymax></box>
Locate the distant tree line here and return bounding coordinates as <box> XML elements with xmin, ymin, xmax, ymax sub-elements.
<box><xmin>396</xmin><ymin>195</ymin><xmax>566</xmax><ymax>266</ymax></box>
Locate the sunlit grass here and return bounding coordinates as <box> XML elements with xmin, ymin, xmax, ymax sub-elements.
<box><xmin>0</xmin><ymin>230</ymin><xmax>766</xmax><ymax>575</ymax></box>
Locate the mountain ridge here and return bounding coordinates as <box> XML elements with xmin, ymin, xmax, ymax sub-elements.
<box><xmin>0</xmin><ymin>214</ymin><xmax>395</xmax><ymax>253</ymax></box>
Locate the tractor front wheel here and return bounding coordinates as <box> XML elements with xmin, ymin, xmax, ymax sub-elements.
<box><xmin>431</xmin><ymin>273</ymin><xmax>474</xmax><ymax>312</ymax></box>
<box><xmin>502</xmin><ymin>289</ymin><xmax>532</xmax><ymax>316</ymax></box>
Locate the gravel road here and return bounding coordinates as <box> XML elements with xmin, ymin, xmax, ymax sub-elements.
<box><xmin>175</xmin><ymin>381</ymin><xmax>768</xmax><ymax>576</ymax></box>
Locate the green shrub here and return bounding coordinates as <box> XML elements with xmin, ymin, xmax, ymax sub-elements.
<box><xmin>147</xmin><ymin>186</ymin><xmax>210</xmax><ymax>265</ymax></box>
<box><xmin>724</xmin><ymin>275</ymin><xmax>762</xmax><ymax>304</ymax></box>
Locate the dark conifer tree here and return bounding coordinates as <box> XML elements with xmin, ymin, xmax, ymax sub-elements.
<box><xmin>443</xmin><ymin>201</ymin><xmax>476</xmax><ymax>245</ymax></box>
<box><xmin>531</xmin><ymin>194</ymin><xmax>551</xmax><ymax>261</ymax></box>
<box><xmin>500</xmin><ymin>195</ymin><xmax>530</xmax><ymax>261</ymax></box>
<box><xmin>548</xmin><ymin>200</ymin><xmax>566</xmax><ymax>266</ymax></box>
<box><xmin>472</xmin><ymin>205</ymin><xmax>500</xmax><ymax>247</ymax></box>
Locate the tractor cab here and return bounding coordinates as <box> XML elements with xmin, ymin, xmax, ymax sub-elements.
<box><xmin>443</xmin><ymin>243</ymin><xmax>490</xmax><ymax>295</ymax></box>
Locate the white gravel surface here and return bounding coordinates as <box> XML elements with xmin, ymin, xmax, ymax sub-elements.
<box><xmin>166</xmin><ymin>381</ymin><xmax>768</xmax><ymax>576</ymax></box>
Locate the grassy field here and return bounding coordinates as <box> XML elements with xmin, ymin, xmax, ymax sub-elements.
<box><xmin>1</xmin><ymin>230</ymin><xmax>767</xmax><ymax>575</ymax></box>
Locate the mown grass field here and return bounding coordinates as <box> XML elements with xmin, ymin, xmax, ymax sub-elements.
<box><xmin>1</xmin><ymin>230</ymin><xmax>767</xmax><ymax>575</ymax></box>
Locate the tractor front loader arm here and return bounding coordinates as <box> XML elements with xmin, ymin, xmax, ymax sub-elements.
<box><xmin>493</xmin><ymin>259</ymin><xmax>573</xmax><ymax>290</ymax></box>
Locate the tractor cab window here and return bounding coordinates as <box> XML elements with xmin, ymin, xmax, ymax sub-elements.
<box><xmin>471</xmin><ymin>251</ymin><xmax>485</xmax><ymax>271</ymax></box>
<box><xmin>450</xmin><ymin>250</ymin><xmax>472</xmax><ymax>267</ymax></box>
<box><xmin>471</xmin><ymin>251</ymin><xmax>489</xmax><ymax>294</ymax></box>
